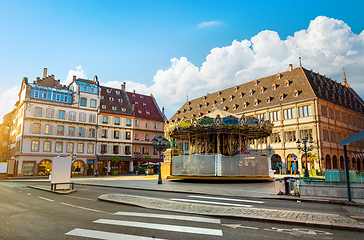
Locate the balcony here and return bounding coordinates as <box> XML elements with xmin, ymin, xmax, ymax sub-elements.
<box><xmin>113</xmin><ymin>151</ymin><xmax>119</xmax><ymax>154</ymax></box>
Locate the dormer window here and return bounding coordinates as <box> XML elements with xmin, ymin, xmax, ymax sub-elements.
<box><xmin>138</xmin><ymin>110</ymin><xmax>142</xmax><ymax>113</ymax></box>
<box><xmin>187</xmin><ymin>101</ymin><xmax>191</xmax><ymax>106</ymax></box>
<box><xmin>198</xmin><ymin>104</ymin><xmax>201</xmax><ymax>110</ymax></box>
<box><xmin>220</xmin><ymin>97</ymin><xmax>224</xmax><ymax>103</ymax></box>
<box><xmin>205</xmin><ymin>102</ymin><xmax>208</xmax><ymax>108</ymax></box>
<box><xmin>135</xmin><ymin>102</ymin><xmax>138</xmax><ymax>105</ymax></box>
<box><xmin>254</xmin><ymin>99</ymin><xmax>259</xmax><ymax>106</ymax></box>
<box><xmin>146</xmin><ymin>111</ymin><xmax>150</xmax><ymax>115</ymax></box>
<box><xmin>234</xmin><ymin>86</ymin><xmax>238</xmax><ymax>92</ymax></box>
<box><xmin>101</xmin><ymin>95</ymin><xmax>104</xmax><ymax>99</ymax></box>
<box><xmin>254</xmin><ymin>79</ymin><xmax>258</xmax><ymax>86</ymax></box>
<box><xmin>260</xmin><ymin>86</ymin><xmax>264</xmax><ymax>93</ymax></box>
<box><xmin>243</xmin><ymin>102</ymin><xmax>248</xmax><ymax>108</ymax></box>
<box><xmin>233</xmin><ymin>104</ymin><xmax>238</xmax><ymax>110</ymax></box>
<box><xmin>143</xmin><ymin>103</ymin><xmax>146</xmax><ymax>106</ymax></box>
<box><xmin>116</xmin><ymin>91</ymin><xmax>120</xmax><ymax>95</ymax></box>
<box><xmin>202</xmin><ymin>95</ymin><xmax>207</xmax><ymax>101</ymax></box>
<box><xmin>229</xmin><ymin>95</ymin><xmax>233</xmax><ymax>101</ymax></box>
<box><xmin>272</xmin><ymin>84</ymin><xmax>276</xmax><ymax>90</ymax></box>
<box><xmin>199</xmin><ymin>112</ymin><xmax>203</xmax><ymax>117</ymax></box>
<box><xmin>109</xmin><ymin>97</ymin><xmax>114</xmax><ymax>101</ymax></box>
<box><xmin>285</xmin><ymin>80</ymin><xmax>290</xmax><ymax>87</ymax></box>
<box><xmin>280</xmin><ymin>93</ymin><xmax>284</xmax><ymax>100</ymax></box>
<box><xmin>118</xmin><ymin>98</ymin><xmax>123</xmax><ymax>103</ymax></box>
<box><xmin>102</xmin><ymin>105</ymin><xmax>106</xmax><ymax>109</ymax></box>
<box><xmin>249</xmin><ymin>90</ymin><xmax>254</xmax><ymax>96</ymax></box>
<box><xmin>276</xmin><ymin>73</ymin><xmax>281</xmax><ymax>79</ymax></box>
<box><xmin>132</xmin><ymin>95</ymin><xmax>135</xmax><ymax>98</ymax></box>
<box><xmin>112</xmin><ymin>106</ymin><xmax>116</xmax><ymax>110</ymax></box>
<box><xmin>140</xmin><ymin>96</ymin><xmax>143</xmax><ymax>99</ymax></box>
<box><xmin>267</xmin><ymin>96</ymin><xmax>271</xmax><ymax>103</ymax></box>
<box><xmin>325</xmin><ymin>91</ymin><xmax>329</xmax><ymax>98</ymax></box>
<box><xmin>217</xmin><ymin>91</ymin><xmax>221</xmax><ymax>96</ymax></box>
<box><xmin>188</xmin><ymin>107</ymin><xmax>192</xmax><ymax>111</ymax></box>
<box><xmin>293</xmin><ymin>89</ymin><xmax>299</xmax><ymax>97</ymax></box>
<box><xmin>107</xmin><ymin>89</ymin><xmax>111</xmax><ymax>93</ymax></box>
<box><xmin>332</xmin><ymin>93</ymin><xmax>336</xmax><ymax>101</ymax></box>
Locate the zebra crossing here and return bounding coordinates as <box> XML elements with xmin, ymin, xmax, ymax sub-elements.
<box><xmin>169</xmin><ymin>195</ymin><xmax>265</xmax><ymax>208</ymax></box>
<box><xmin>65</xmin><ymin>211</ymin><xmax>223</xmax><ymax>239</ymax></box>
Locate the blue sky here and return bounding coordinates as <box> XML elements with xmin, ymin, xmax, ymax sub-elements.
<box><xmin>1</xmin><ymin>0</ymin><xmax>363</xmax><ymax>120</ymax></box>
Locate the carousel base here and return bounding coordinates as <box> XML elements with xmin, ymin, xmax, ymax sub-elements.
<box><xmin>167</xmin><ymin>175</ymin><xmax>274</xmax><ymax>181</ymax></box>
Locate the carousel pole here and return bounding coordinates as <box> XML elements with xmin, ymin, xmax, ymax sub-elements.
<box><xmin>188</xmin><ymin>132</ymin><xmax>191</xmax><ymax>155</ymax></box>
<box><xmin>217</xmin><ymin>130</ymin><xmax>221</xmax><ymax>154</ymax></box>
<box><xmin>239</xmin><ymin>129</ymin><xmax>242</xmax><ymax>154</ymax></box>
<box><xmin>195</xmin><ymin>131</ymin><xmax>198</xmax><ymax>154</ymax></box>
<box><xmin>205</xmin><ymin>132</ymin><xmax>208</xmax><ymax>155</ymax></box>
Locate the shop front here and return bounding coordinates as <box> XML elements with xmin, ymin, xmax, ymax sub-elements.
<box><xmin>38</xmin><ymin>160</ymin><xmax>52</xmax><ymax>176</ymax></box>
<box><xmin>97</xmin><ymin>156</ymin><xmax>133</xmax><ymax>175</ymax></box>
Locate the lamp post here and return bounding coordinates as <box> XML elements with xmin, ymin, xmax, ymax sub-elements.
<box><xmin>135</xmin><ymin>152</ymin><xmax>141</xmax><ymax>174</ymax></box>
<box><xmin>296</xmin><ymin>138</ymin><xmax>314</xmax><ymax>177</ymax></box>
<box><xmin>152</xmin><ymin>134</ymin><xmax>170</xmax><ymax>184</ymax></box>
<box><xmin>67</xmin><ymin>153</ymin><xmax>77</xmax><ymax>177</ymax></box>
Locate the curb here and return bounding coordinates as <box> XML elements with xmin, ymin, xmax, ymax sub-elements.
<box><xmin>28</xmin><ymin>185</ymin><xmax>76</xmax><ymax>195</ymax></box>
<box><xmin>98</xmin><ymin>194</ymin><xmax>364</xmax><ymax>232</ymax></box>
<box><xmin>74</xmin><ymin>182</ymin><xmax>364</xmax><ymax>208</ymax></box>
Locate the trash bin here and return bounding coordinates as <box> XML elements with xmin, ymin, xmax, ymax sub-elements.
<box><xmin>287</xmin><ymin>178</ymin><xmax>297</xmax><ymax>195</ymax></box>
<box><xmin>283</xmin><ymin>177</ymin><xmax>292</xmax><ymax>195</ymax></box>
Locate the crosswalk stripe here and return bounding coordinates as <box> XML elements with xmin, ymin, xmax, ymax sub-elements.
<box><xmin>114</xmin><ymin>212</ymin><xmax>220</xmax><ymax>224</ymax></box>
<box><xmin>188</xmin><ymin>195</ymin><xmax>265</xmax><ymax>204</ymax></box>
<box><xmin>94</xmin><ymin>219</ymin><xmax>223</xmax><ymax>236</ymax></box>
<box><xmin>66</xmin><ymin>228</ymin><xmax>167</xmax><ymax>240</ymax></box>
<box><xmin>170</xmin><ymin>198</ymin><xmax>252</xmax><ymax>207</ymax></box>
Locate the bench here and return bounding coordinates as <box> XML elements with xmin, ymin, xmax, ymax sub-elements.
<box><xmin>51</xmin><ymin>182</ymin><xmax>74</xmax><ymax>191</ymax></box>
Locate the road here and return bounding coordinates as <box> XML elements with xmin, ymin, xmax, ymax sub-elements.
<box><xmin>0</xmin><ymin>182</ymin><xmax>363</xmax><ymax>240</ymax></box>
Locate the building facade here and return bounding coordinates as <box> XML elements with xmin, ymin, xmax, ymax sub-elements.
<box><xmin>169</xmin><ymin>65</ymin><xmax>364</xmax><ymax>174</ymax></box>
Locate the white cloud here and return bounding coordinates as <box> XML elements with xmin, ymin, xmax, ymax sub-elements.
<box><xmin>63</xmin><ymin>66</ymin><xmax>88</xmax><ymax>85</ymax></box>
<box><xmin>197</xmin><ymin>21</ymin><xmax>222</xmax><ymax>28</ymax></box>
<box><xmin>0</xmin><ymin>86</ymin><xmax>20</xmax><ymax>122</ymax></box>
<box><xmin>137</xmin><ymin>16</ymin><xmax>364</xmax><ymax>119</ymax></box>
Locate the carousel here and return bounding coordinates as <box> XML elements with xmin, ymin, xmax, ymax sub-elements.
<box><xmin>165</xmin><ymin>108</ymin><xmax>274</xmax><ymax>180</ymax></box>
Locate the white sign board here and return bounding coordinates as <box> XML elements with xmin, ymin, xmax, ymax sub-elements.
<box><xmin>51</xmin><ymin>157</ymin><xmax>72</xmax><ymax>190</ymax></box>
<box><xmin>0</xmin><ymin>162</ymin><xmax>7</xmax><ymax>173</ymax></box>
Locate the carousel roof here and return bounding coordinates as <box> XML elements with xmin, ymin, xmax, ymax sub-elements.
<box><xmin>200</xmin><ymin>107</ymin><xmax>239</xmax><ymax>119</ymax></box>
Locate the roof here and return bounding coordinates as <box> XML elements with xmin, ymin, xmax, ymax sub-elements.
<box><xmin>100</xmin><ymin>86</ymin><xmax>133</xmax><ymax>116</ymax></box>
<box><xmin>170</xmin><ymin>66</ymin><xmax>364</xmax><ymax>122</ymax></box>
<box><xmin>126</xmin><ymin>92</ymin><xmax>164</xmax><ymax>122</ymax></box>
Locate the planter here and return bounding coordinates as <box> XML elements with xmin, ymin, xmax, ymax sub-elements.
<box><xmin>111</xmin><ymin>170</ymin><xmax>118</xmax><ymax>176</ymax></box>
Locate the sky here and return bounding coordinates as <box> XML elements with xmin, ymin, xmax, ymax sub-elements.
<box><xmin>0</xmin><ymin>0</ymin><xmax>363</xmax><ymax>122</ymax></box>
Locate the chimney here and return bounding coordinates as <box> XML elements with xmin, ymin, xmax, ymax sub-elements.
<box><xmin>133</xmin><ymin>89</ymin><xmax>135</xmax><ymax>93</ymax></box>
<box><xmin>162</xmin><ymin>107</ymin><xmax>165</xmax><ymax>116</ymax></box>
<box><xmin>289</xmin><ymin>64</ymin><xmax>293</xmax><ymax>71</ymax></box>
<box><xmin>43</xmin><ymin>68</ymin><xmax>47</xmax><ymax>78</ymax></box>
<box><xmin>121</xmin><ymin>82</ymin><xmax>126</xmax><ymax>90</ymax></box>
<box><xmin>73</xmin><ymin>75</ymin><xmax>76</xmax><ymax>82</ymax></box>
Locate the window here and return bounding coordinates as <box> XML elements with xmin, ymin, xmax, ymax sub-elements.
<box><xmin>330</xmin><ymin>131</ymin><xmax>336</xmax><ymax>143</ymax></box>
<box><xmin>125</xmin><ymin>131</ymin><xmax>131</xmax><ymax>140</ymax></box>
<box><xmin>46</xmin><ymin>109</ymin><xmax>54</xmax><ymax>118</ymax></box>
<box><xmin>134</xmin><ymin>133</ymin><xmax>139</xmax><ymax>140</ymax></box>
<box><xmin>68</xmin><ymin>127</ymin><xmax>75</xmax><ymax>136</ymax></box>
<box><xmin>257</xmin><ymin>113</ymin><xmax>266</xmax><ymax>121</ymax></box>
<box><xmin>43</xmin><ymin>141</ymin><xmax>51</xmax><ymax>152</ymax></box>
<box><xmin>58</xmin><ymin>110</ymin><xmax>65</xmax><ymax>119</ymax></box>
<box><xmin>35</xmin><ymin>107</ymin><xmax>42</xmax><ymax>117</ymax></box>
<box><xmin>66</xmin><ymin>143</ymin><xmax>74</xmax><ymax>153</ymax></box>
<box><xmin>142</xmin><ymin>147</ymin><xmax>149</xmax><ymax>154</ymax></box>
<box><xmin>138</xmin><ymin>110</ymin><xmax>142</xmax><ymax>113</ymax></box>
<box><xmin>101</xmin><ymin>129</ymin><xmax>107</xmax><ymax>138</ymax></box>
<box><xmin>69</xmin><ymin>112</ymin><xmax>76</xmax><ymax>121</ymax></box>
<box><xmin>44</xmin><ymin>124</ymin><xmax>52</xmax><ymax>134</ymax></box>
<box><xmin>321</xmin><ymin>106</ymin><xmax>327</xmax><ymax>117</ymax></box>
<box><xmin>118</xmin><ymin>98</ymin><xmax>123</xmax><ymax>103</ymax></box>
<box><xmin>90</xmin><ymin>99</ymin><xmax>96</xmax><ymax>108</ymax></box>
<box><xmin>109</xmin><ymin>97</ymin><xmax>114</xmax><ymax>101</ymax></box>
<box><xmin>284</xmin><ymin>131</ymin><xmax>296</xmax><ymax>142</ymax></box>
<box><xmin>114</xmin><ymin>131</ymin><xmax>119</xmax><ymax>139</ymax></box>
<box><xmin>116</xmin><ymin>90</ymin><xmax>120</xmax><ymax>95</ymax></box>
<box><xmin>77</xmin><ymin>143</ymin><xmax>84</xmax><ymax>153</ymax></box>
<box><xmin>112</xmin><ymin>106</ymin><xmax>116</xmax><ymax>110</ymax></box>
<box><xmin>57</xmin><ymin>126</ymin><xmax>64</xmax><ymax>135</ymax></box>
<box><xmin>271</xmin><ymin>132</ymin><xmax>281</xmax><ymax>143</ymax></box>
<box><xmin>100</xmin><ymin>95</ymin><xmax>104</xmax><ymax>100</ymax></box>
<box><xmin>113</xmin><ymin>145</ymin><xmax>119</xmax><ymax>154</ymax></box>
<box><xmin>328</xmin><ymin>108</ymin><xmax>334</xmax><ymax>119</ymax></box>
<box><xmin>56</xmin><ymin>95</ymin><xmax>60</xmax><ymax>101</ymax></box>
<box><xmin>78</xmin><ymin>127</ymin><xmax>84</xmax><ymax>137</ymax></box>
<box><xmin>298</xmin><ymin>105</ymin><xmax>312</xmax><ymax>117</ymax></box>
<box><xmin>101</xmin><ymin>145</ymin><xmax>107</xmax><ymax>154</ymax></box>
<box><xmin>3</xmin><ymin>141</ymin><xmax>7</xmax><ymax>147</ymax></box>
<box><xmin>145</xmin><ymin>134</ymin><xmax>149</xmax><ymax>141</ymax></box>
<box><xmin>283</xmin><ymin>108</ymin><xmax>295</xmax><ymax>119</ymax></box>
<box><xmin>81</xmin><ymin>98</ymin><xmax>87</xmax><ymax>106</ymax></box>
<box><xmin>89</xmin><ymin>114</ymin><xmax>96</xmax><ymax>123</ymax></box>
<box><xmin>87</xmin><ymin>143</ymin><xmax>94</xmax><ymax>154</ymax></box>
<box><xmin>269</xmin><ymin>111</ymin><xmax>280</xmax><ymax>121</ymax></box>
<box><xmin>146</xmin><ymin>122</ymin><xmax>150</xmax><ymax>129</ymax></box>
<box><xmin>33</xmin><ymin>123</ymin><xmax>41</xmax><ymax>133</ymax></box>
<box><xmin>89</xmin><ymin>128</ymin><xmax>95</xmax><ymax>138</ymax></box>
<box><xmin>323</xmin><ymin>129</ymin><xmax>329</xmax><ymax>141</ymax></box>
<box><xmin>300</xmin><ymin>129</ymin><xmax>313</xmax><ymax>140</ymax></box>
<box><xmin>154</xmin><ymin>122</ymin><xmax>158</xmax><ymax>129</ymax></box>
<box><xmin>121</xmin><ymin>108</ymin><xmax>126</xmax><ymax>112</ymax></box>
<box><xmin>107</xmin><ymin>89</ymin><xmax>111</xmax><ymax>93</ymax></box>
<box><xmin>115</xmin><ymin>118</ymin><xmax>120</xmax><ymax>125</ymax></box>
<box><xmin>125</xmin><ymin>146</ymin><xmax>131</xmax><ymax>155</ymax></box>
<box><xmin>80</xmin><ymin>113</ymin><xmax>86</xmax><ymax>122</ymax></box>
<box><xmin>31</xmin><ymin>140</ymin><xmax>39</xmax><ymax>152</ymax></box>
<box><xmin>55</xmin><ymin>142</ymin><xmax>63</xmax><ymax>153</ymax></box>
<box><xmin>103</xmin><ymin>116</ymin><xmax>108</xmax><ymax>124</ymax></box>
<box><xmin>126</xmin><ymin>119</ymin><xmax>131</xmax><ymax>126</ymax></box>
<box><xmin>135</xmin><ymin>120</ymin><xmax>139</xmax><ymax>127</ymax></box>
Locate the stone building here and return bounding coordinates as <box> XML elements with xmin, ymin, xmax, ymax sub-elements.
<box><xmin>169</xmin><ymin>65</ymin><xmax>364</xmax><ymax>174</ymax></box>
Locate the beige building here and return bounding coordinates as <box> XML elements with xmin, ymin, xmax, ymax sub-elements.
<box><xmin>169</xmin><ymin>65</ymin><xmax>364</xmax><ymax>174</ymax></box>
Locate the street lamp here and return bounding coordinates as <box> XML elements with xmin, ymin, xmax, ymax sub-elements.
<box><xmin>296</xmin><ymin>138</ymin><xmax>314</xmax><ymax>177</ymax></box>
<box><xmin>67</xmin><ymin>153</ymin><xmax>77</xmax><ymax>177</ymax></box>
<box><xmin>152</xmin><ymin>134</ymin><xmax>170</xmax><ymax>184</ymax></box>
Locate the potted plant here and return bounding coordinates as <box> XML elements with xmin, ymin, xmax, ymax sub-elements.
<box><xmin>110</xmin><ymin>156</ymin><xmax>120</xmax><ymax>175</ymax></box>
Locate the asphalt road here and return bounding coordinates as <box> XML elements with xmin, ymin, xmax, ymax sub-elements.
<box><xmin>0</xmin><ymin>182</ymin><xmax>363</xmax><ymax>240</ymax></box>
